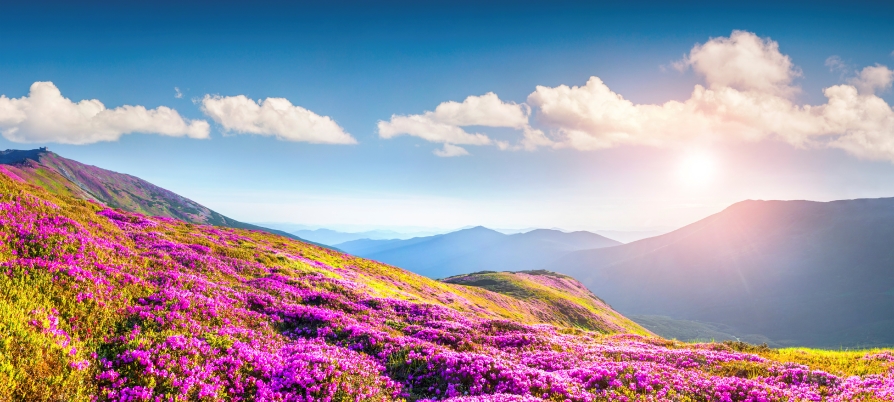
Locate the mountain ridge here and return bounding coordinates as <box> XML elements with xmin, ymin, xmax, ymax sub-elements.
<box><xmin>337</xmin><ymin>225</ymin><xmax>622</xmax><ymax>278</ymax></box>
<box><xmin>0</xmin><ymin>148</ymin><xmax>321</xmax><ymax>246</ymax></box>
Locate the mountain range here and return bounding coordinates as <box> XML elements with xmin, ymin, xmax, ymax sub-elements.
<box><xmin>336</xmin><ymin>226</ymin><xmax>622</xmax><ymax>279</ymax></box>
<box><xmin>289</xmin><ymin>228</ymin><xmax>442</xmax><ymax>244</ymax></box>
<box><xmin>0</xmin><ymin>148</ymin><xmax>314</xmax><ymax>245</ymax></box>
<box><xmin>262</xmin><ymin>226</ymin><xmax>665</xmax><ymax>246</ymax></box>
<box><xmin>547</xmin><ymin>198</ymin><xmax>894</xmax><ymax>348</ymax></box>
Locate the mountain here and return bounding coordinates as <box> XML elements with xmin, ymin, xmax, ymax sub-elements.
<box><xmin>2</xmin><ymin>168</ymin><xmax>890</xmax><ymax>401</ymax></box>
<box><xmin>593</xmin><ymin>229</ymin><xmax>668</xmax><ymax>243</ymax></box>
<box><xmin>546</xmin><ymin>198</ymin><xmax>894</xmax><ymax>348</ymax></box>
<box><xmin>0</xmin><ymin>148</ymin><xmax>312</xmax><ymax>244</ymax></box>
<box><xmin>443</xmin><ymin>270</ymin><xmax>646</xmax><ymax>333</ymax></box>
<box><xmin>337</xmin><ymin>226</ymin><xmax>622</xmax><ymax>278</ymax></box>
<box><xmin>289</xmin><ymin>228</ymin><xmax>438</xmax><ymax>245</ymax></box>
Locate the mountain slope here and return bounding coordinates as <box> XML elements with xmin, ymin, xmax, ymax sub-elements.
<box><xmin>338</xmin><ymin>226</ymin><xmax>621</xmax><ymax>278</ymax></box>
<box><xmin>2</xmin><ymin>169</ymin><xmax>892</xmax><ymax>401</ymax></box>
<box><xmin>0</xmin><ymin>148</ymin><xmax>311</xmax><ymax>244</ymax></box>
<box><xmin>547</xmin><ymin>198</ymin><xmax>894</xmax><ymax>348</ymax></box>
<box><xmin>443</xmin><ymin>270</ymin><xmax>646</xmax><ymax>334</ymax></box>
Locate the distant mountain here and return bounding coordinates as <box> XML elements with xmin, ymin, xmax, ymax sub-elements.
<box><xmin>337</xmin><ymin>226</ymin><xmax>621</xmax><ymax>279</ymax></box>
<box><xmin>0</xmin><ymin>148</ymin><xmax>311</xmax><ymax>243</ymax></box>
<box><xmin>546</xmin><ymin>198</ymin><xmax>894</xmax><ymax>348</ymax></box>
<box><xmin>593</xmin><ymin>230</ymin><xmax>668</xmax><ymax>243</ymax></box>
<box><xmin>289</xmin><ymin>228</ymin><xmax>435</xmax><ymax>245</ymax></box>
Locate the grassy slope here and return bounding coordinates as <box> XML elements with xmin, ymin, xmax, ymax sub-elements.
<box><xmin>0</xmin><ymin>173</ymin><xmax>653</xmax><ymax>397</ymax></box>
<box><xmin>0</xmin><ymin>171</ymin><xmax>635</xmax><ymax>330</ymax></box>
<box><xmin>443</xmin><ymin>270</ymin><xmax>648</xmax><ymax>335</ymax></box>
<box><xmin>0</xmin><ymin>151</ymin><xmax>325</xmax><ymax>246</ymax></box>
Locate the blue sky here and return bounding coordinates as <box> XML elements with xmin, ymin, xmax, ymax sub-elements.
<box><xmin>1</xmin><ymin>1</ymin><xmax>893</xmax><ymax>233</ymax></box>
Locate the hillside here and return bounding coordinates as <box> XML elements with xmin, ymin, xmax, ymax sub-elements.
<box><xmin>0</xmin><ymin>148</ymin><xmax>307</xmax><ymax>243</ymax></box>
<box><xmin>338</xmin><ymin>226</ymin><xmax>621</xmax><ymax>278</ymax></box>
<box><xmin>2</xmin><ymin>169</ymin><xmax>893</xmax><ymax>401</ymax></box>
<box><xmin>547</xmin><ymin>198</ymin><xmax>894</xmax><ymax>348</ymax></box>
<box><xmin>443</xmin><ymin>270</ymin><xmax>644</xmax><ymax>333</ymax></box>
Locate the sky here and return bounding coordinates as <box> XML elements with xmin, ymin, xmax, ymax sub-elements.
<box><xmin>1</xmin><ymin>0</ymin><xmax>893</xmax><ymax>233</ymax></box>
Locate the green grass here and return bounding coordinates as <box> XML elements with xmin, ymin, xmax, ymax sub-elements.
<box><xmin>762</xmin><ymin>347</ymin><xmax>894</xmax><ymax>377</ymax></box>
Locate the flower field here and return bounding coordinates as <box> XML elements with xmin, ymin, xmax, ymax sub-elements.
<box><xmin>0</xmin><ymin>173</ymin><xmax>892</xmax><ymax>401</ymax></box>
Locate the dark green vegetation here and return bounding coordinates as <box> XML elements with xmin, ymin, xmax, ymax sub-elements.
<box><xmin>547</xmin><ymin>198</ymin><xmax>894</xmax><ymax>348</ymax></box>
<box><xmin>0</xmin><ymin>148</ymin><xmax>314</xmax><ymax>245</ymax></box>
<box><xmin>338</xmin><ymin>226</ymin><xmax>621</xmax><ymax>279</ymax></box>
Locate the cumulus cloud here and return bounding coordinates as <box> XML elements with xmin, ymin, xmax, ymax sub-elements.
<box><xmin>525</xmin><ymin>31</ymin><xmax>894</xmax><ymax>161</ymax></box>
<box><xmin>427</xmin><ymin>92</ymin><xmax>528</xmax><ymax>128</ymax></box>
<box><xmin>201</xmin><ymin>95</ymin><xmax>355</xmax><ymax>144</ymax></box>
<box><xmin>674</xmin><ymin>30</ymin><xmax>801</xmax><ymax>97</ymax></box>
<box><xmin>377</xmin><ymin>31</ymin><xmax>894</xmax><ymax>161</ymax></box>
<box><xmin>378</xmin><ymin>114</ymin><xmax>491</xmax><ymax>145</ymax></box>
<box><xmin>0</xmin><ymin>82</ymin><xmax>209</xmax><ymax>144</ymax></box>
<box><xmin>433</xmin><ymin>143</ymin><xmax>470</xmax><ymax>157</ymax></box>
<box><xmin>848</xmin><ymin>64</ymin><xmax>894</xmax><ymax>95</ymax></box>
<box><xmin>377</xmin><ymin>93</ymin><xmax>530</xmax><ymax>153</ymax></box>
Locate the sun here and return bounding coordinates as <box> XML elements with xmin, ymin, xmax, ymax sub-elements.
<box><xmin>676</xmin><ymin>151</ymin><xmax>717</xmax><ymax>186</ymax></box>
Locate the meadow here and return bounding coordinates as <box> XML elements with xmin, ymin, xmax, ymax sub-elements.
<box><xmin>0</xmin><ymin>172</ymin><xmax>892</xmax><ymax>401</ymax></box>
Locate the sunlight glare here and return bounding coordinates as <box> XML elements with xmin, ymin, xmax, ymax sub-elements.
<box><xmin>676</xmin><ymin>151</ymin><xmax>717</xmax><ymax>186</ymax></box>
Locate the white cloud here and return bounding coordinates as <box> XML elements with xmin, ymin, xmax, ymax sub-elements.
<box><xmin>525</xmin><ymin>31</ymin><xmax>894</xmax><ymax>161</ymax></box>
<box><xmin>433</xmin><ymin>143</ymin><xmax>470</xmax><ymax>157</ymax></box>
<box><xmin>375</xmin><ymin>31</ymin><xmax>894</xmax><ymax>161</ymax></box>
<box><xmin>201</xmin><ymin>95</ymin><xmax>356</xmax><ymax>144</ymax></box>
<box><xmin>174</xmin><ymin>87</ymin><xmax>183</xmax><ymax>99</ymax></box>
<box><xmin>0</xmin><ymin>81</ymin><xmax>209</xmax><ymax>144</ymax></box>
<box><xmin>378</xmin><ymin>114</ymin><xmax>491</xmax><ymax>145</ymax></box>
<box><xmin>377</xmin><ymin>93</ymin><xmax>530</xmax><ymax>154</ymax></box>
<box><xmin>428</xmin><ymin>92</ymin><xmax>528</xmax><ymax>128</ymax></box>
<box><xmin>675</xmin><ymin>30</ymin><xmax>800</xmax><ymax>97</ymax></box>
<box><xmin>848</xmin><ymin>64</ymin><xmax>894</xmax><ymax>95</ymax></box>
<box><xmin>825</xmin><ymin>56</ymin><xmax>847</xmax><ymax>73</ymax></box>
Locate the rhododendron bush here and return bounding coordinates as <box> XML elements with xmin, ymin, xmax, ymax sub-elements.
<box><xmin>0</xmin><ymin>175</ymin><xmax>892</xmax><ymax>401</ymax></box>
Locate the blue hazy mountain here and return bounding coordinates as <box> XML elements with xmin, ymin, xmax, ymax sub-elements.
<box><xmin>290</xmin><ymin>228</ymin><xmax>439</xmax><ymax>245</ymax></box>
<box><xmin>545</xmin><ymin>198</ymin><xmax>894</xmax><ymax>348</ymax></box>
<box><xmin>336</xmin><ymin>226</ymin><xmax>621</xmax><ymax>279</ymax></box>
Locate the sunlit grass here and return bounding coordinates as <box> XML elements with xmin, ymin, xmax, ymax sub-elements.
<box><xmin>761</xmin><ymin>347</ymin><xmax>894</xmax><ymax>377</ymax></box>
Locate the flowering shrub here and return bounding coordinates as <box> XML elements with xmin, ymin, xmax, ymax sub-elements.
<box><xmin>0</xmin><ymin>174</ymin><xmax>892</xmax><ymax>401</ymax></box>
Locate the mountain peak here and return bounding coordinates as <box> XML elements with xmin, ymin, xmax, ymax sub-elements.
<box><xmin>0</xmin><ymin>147</ymin><xmax>51</xmax><ymax>165</ymax></box>
<box><xmin>460</xmin><ymin>225</ymin><xmax>501</xmax><ymax>233</ymax></box>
